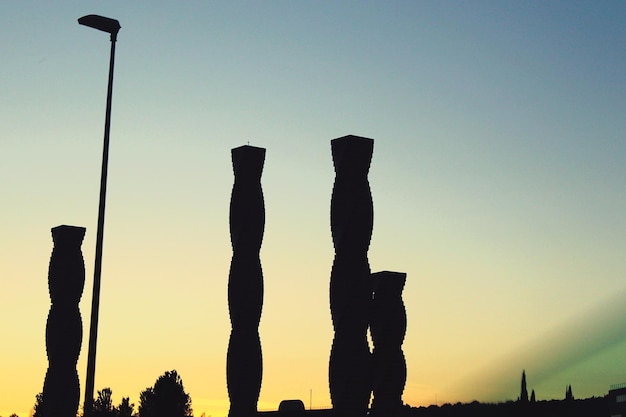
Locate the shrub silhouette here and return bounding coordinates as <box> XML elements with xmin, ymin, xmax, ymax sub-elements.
<box><xmin>138</xmin><ymin>370</ymin><xmax>192</xmax><ymax>417</ymax></box>
<box><xmin>93</xmin><ymin>387</ymin><xmax>114</xmax><ymax>417</ymax></box>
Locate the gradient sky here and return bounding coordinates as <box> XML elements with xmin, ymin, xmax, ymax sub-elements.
<box><xmin>1</xmin><ymin>1</ymin><xmax>625</xmax><ymax>416</ymax></box>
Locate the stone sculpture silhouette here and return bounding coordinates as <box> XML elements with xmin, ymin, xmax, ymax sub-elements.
<box><xmin>329</xmin><ymin>135</ymin><xmax>374</xmax><ymax>416</ymax></box>
<box><xmin>41</xmin><ymin>225</ymin><xmax>86</xmax><ymax>417</ymax></box>
<box><xmin>370</xmin><ymin>271</ymin><xmax>407</xmax><ymax>417</ymax></box>
<box><xmin>227</xmin><ymin>145</ymin><xmax>266</xmax><ymax>417</ymax></box>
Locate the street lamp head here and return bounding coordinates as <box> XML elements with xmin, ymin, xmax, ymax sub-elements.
<box><xmin>78</xmin><ymin>15</ymin><xmax>121</xmax><ymax>39</ymax></box>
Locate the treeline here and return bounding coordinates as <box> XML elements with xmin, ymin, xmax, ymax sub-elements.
<box><xmin>404</xmin><ymin>397</ymin><xmax>608</xmax><ymax>417</ymax></box>
<box><xmin>29</xmin><ymin>369</ymin><xmax>192</xmax><ymax>417</ymax></box>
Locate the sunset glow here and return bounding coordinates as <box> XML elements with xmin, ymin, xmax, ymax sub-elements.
<box><xmin>1</xmin><ymin>2</ymin><xmax>625</xmax><ymax>416</ymax></box>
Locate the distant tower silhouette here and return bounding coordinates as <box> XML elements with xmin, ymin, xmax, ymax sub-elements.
<box><xmin>227</xmin><ymin>145</ymin><xmax>265</xmax><ymax>417</ymax></box>
<box><xmin>41</xmin><ymin>225</ymin><xmax>86</xmax><ymax>417</ymax></box>
<box><xmin>519</xmin><ymin>370</ymin><xmax>529</xmax><ymax>403</ymax></box>
<box><xmin>329</xmin><ymin>135</ymin><xmax>374</xmax><ymax>416</ymax></box>
<box><xmin>370</xmin><ymin>271</ymin><xmax>407</xmax><ymax>417</ymax></box>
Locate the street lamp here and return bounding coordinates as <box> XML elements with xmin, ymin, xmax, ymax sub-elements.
<box><xmin>78</xmin><ymin>14</ymin><xmax>121</xmax><ymax>417</ymax></box>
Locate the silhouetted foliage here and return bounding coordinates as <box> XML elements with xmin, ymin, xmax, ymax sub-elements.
<box><xmin>402</xmin><ymin>397</ymin><xmax>608</xmax><ymax>417</ymax></box>
<box><xmin>530</xmin><ymin>389</ymin><xmax>536</xmax><ymax>403</ymax></box>
<box><xmin>519</xmin><ymin>370</ymin><xmax>529</xmax><ymax>403</ymax></box>
<box><xmin>93</xmin><ymin>388</ymin><xmax>115</xmax><ymax>417</ymax></box>
<box><xmin>32</xmin><ymin>392</ymin><xmax>44</xmax><ymax>417</ymax></box>
<box><xmin>88</xmin><ymin>388</ymin><xmax>134</xmax><ymax>417</ymax></box>
<box><xmin>138</xmin><ymin>370</ymin><xmax>192</xmax><ymax>417</ymax></box>
<box><xmin>566</xmin><ymin>385</ymin><xmax>574</xmax><ymax>401</ymax></box>
<box><xmin>138</xmin><ymin>387</ymin><xmax>155</xmax><ymax>417</ymax></box>
<box><xmin>9</xmin><ymin>413</ymin><xmax>19</xmax><ymax>417</ymax></box>
<box><xmin>116</xmin><ymin>397</ymin><xmax>134</xmax><ymax>417</ymax></box>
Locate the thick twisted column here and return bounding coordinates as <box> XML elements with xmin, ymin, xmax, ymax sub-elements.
<box><xmin>370</xmin><ymin>271</ymin><xmax>407</xmax><ymax>417</ymax></box>
<box><xmin>227</xmin><ymin>145</ymin><xmax>265</xmax><ymax>417</ymax></box>
<box><xmin>329</xmin><ymin>135</ymin><xmax>374</xmax><ymax>416</ymax></box>
<box><xmin>41</xmin><ymin>225</ymin><xmax>86</xmax><ymax>417</ymax></box>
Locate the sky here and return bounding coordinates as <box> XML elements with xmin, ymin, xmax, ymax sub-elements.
<box><xmin>1</xmin><ymin>1</ymin><xmax>625</xmax><ymax>416</ymax></box>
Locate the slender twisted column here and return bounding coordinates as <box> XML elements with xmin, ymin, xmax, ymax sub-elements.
<box><xmin>370</xmin><ymin>271</ymin><xmax>407</xmax><ymax>417</ymax></box>
<box><xmin>227</xmin><ymin>145</ymin><xmax>265</xmax><ymax>417</ymax></box>
<box><xmin>41</xmin><ymin>225</ymin><xmax>86</xmax><ymax>417</ymax></box>
<box><xmin>329</xmin><ymin>135</ymin><xmax>374</xmax><ymax>416</ymax></box>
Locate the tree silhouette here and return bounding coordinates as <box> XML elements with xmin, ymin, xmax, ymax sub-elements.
<box><xmin>519</xmin><ymin>370</ymin><xmax>529</xmax><ymax>403</ymax></box>
<box><xmin>138</xmin><ymin>387</ymin><xmax>155</xmax><ymax>417</ymax></box>
<box><xmin>32</xmin><ymin>392</ymin><xmax>44</xmax><ymax>417</ymax></box>
<box><xmin>116</xmin><ymin>397</ymin><xmax>134</xmax><ymax>417</ymax></box>
<box><xmin>138</xmin><ymin>370</ymin><xmax>192</xmax><ymax>417</ymax></box>
<box><xmin>530</xmin><ymin>389</ymin><xmax>536</xmax><ymax>403</ymax></box>
<box><xmin>93</xmin><ymin>388</ymin><xmax>115</xmax><ymax>417</ymax></box>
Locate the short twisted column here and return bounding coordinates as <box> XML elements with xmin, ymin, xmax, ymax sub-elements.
<box><xmin>227</xmin><ymin>145</ymin><xmax>265</xmax><ymax>417</ymax></box>
<box><xmin>329</xmin><ymin>135</ymin><xmax>374</xmax><ymax>416</ymax></box>
<box><xmin>370</xmin><ymin>271</ymin><xmax>407</xmax><ymax>417</ymax></box>
<box><xmin>41</xmin><ymin>225</ymin><xmax>86</xmax><ymax>417</ymax></box>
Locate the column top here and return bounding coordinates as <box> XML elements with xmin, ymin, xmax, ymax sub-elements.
<box><xmin>331</xmin><ymin>135</ymin><xmax>374</xmax><ymax>172</ymax></box>
<box><xmin>231</xmin><ymin>145</ymin><xmax>266</xmax><ymax>175</ymax></box>
<box><xmin>372</xmin><ymin>270</ymin><xmax>406</xmax><ymax>278</ymax></box>
<box><xmin>51</xmin><ymin>225</ymin><xmax>86</xmax><ymax>234</ymax></box>
<box><xmin>372</xmin><ymin>271</ymin><xmax>407</xmax><ymax>293</ymax></box>
<box><xmin>232</xmin><ymin>144</ymin><xmax>266</xmax><ymax>153</ymax></box>
<box><xmin>331</xmin><ymin>134</ymin><xmax>374</xmax><ymax>144</ymax></box>
<box><xmin>51</xmin><ymin>225</ymin><xmax>86</xmax><ymax>244</ymax></box>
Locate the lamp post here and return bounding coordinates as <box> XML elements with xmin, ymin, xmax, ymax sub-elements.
<box><xmin>78</xmin><ymin>14</ymin><xmax>121</xmax><ymax>417</ymax></box>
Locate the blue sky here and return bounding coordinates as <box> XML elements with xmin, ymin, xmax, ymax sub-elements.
<box><xmin>1</xmin><ymin>2</ymin><xmax>625</xmax><ymax>416</ymax></box>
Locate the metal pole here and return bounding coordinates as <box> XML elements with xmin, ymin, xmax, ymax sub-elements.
<box><xmin>83</xmin><ymin>30</ymin><xmax>117</xmax><ymax>417</ymax></box>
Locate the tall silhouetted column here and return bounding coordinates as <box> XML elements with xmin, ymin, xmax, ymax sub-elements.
<box><xmin>370</xmin><ymin>271</ymin><xmax>407</xmax><ymax>417</ymax></box>
<box><xmin>329</xmin><ymin>135</ymin><xmax>374</xmax><ymax>416</ymax></box>
<box><xmin>41</xmin><ymin>225</ymin><xmax>86</xmax><ymax>417</ymax></box>
<box><xmin>227</xmin><ymin>145</ymin><xmax>265</xmax><ymax>417</ymax></box>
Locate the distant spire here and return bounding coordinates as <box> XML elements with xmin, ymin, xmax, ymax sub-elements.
<box><xmin>519</xmin><ymin>370</ymin><xmax>529</xmax><ymax>403</ymax></box>
<box><xmin>566</xmin><ymin>385</ymin><xmax>574</xmax><ymax>401</ymax></box>
<box><xmin>530</xmin><ymin>389</ymin><xmax>536</xmax><ymax>403</ymax></box>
